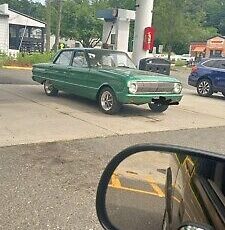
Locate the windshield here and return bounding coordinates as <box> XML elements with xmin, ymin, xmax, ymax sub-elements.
<box><xmin>87</xmin><ymin>50</ymin><xmax>136</xmax><ymax>69</ymax></box>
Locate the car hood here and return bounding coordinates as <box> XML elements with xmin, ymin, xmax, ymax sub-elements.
<box><xmin>98</xmin><ymin>68</ymin><xmax>180</xmax><ymax>83</ymax></box>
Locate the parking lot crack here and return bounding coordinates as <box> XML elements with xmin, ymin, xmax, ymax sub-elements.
<box><xmin>55</xmin><ymin>109</ymin><xmax>120</xmax><ymax>135</ymax></box>
<box><xmin>177</xmin><ymin>107</ymin><xmax>225</xmax><ymax>121</ymax></box>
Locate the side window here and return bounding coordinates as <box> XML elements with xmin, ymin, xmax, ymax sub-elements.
<box><xmin>203</xmin><ymin>60</ymin><xmax>217</xmax><ymax>68</ymax></box>
<box><xmin>54</xmin><ymin>51</ymin><xmax>73</xmax><ymax>65</ymax></box>
<box><xmin>72</xmin><ymin>51</ymin><xmax>88</xmax><ymax>68</ymax></box>
<box><xmin>214</xmin><ymin>60</ymin><xmax>225</xmax><ymax>69</ymax></box>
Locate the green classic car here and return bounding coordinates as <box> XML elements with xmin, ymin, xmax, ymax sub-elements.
<box><xmin>32</xmin><ymin>48</ymin><xmax>183</xmax><ymax>114</ymax></box>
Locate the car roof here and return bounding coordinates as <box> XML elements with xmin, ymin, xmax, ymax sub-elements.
<box><xmin>60</xmin><ymin>48</ymin><xmax>126</xmax><ymax>53</ymax></box>
<box><xmin>201</xmin><ymin>57</ymin><xmax>225</xmax><ymax>61</ymax></box>
<box><xmin>198</xmin><ymin>57</ymin><xmax>225</xmax><ymax>64</ymax></box>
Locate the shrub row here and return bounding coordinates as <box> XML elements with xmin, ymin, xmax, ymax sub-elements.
<box><xmin>0</xmin><ymin>52</ymin><xmax>55</xmax><ymax>67</ymax></box>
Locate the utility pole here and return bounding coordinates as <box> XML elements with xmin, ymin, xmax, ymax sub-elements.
<box><xmin>132</xmin><ymin>0</ymin><xmax>154</xmax><ymax>67</ymax></box>
<box><xmin>167</xmin><ymin>0</ymin><xmax>174</xmax><ymax>60</ymax></box>
<box><xmin>52</xmin><ymin>0</ymin><xmax>63</xmax><ymax>51</ymax></box>
<box><xmin>45</xmin><ymin>0</ymin><xmax>51</xmax><ymax>52</ymax></box>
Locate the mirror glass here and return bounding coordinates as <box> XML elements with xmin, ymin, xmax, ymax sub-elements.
<box><xmin>105</xmin><ymin>151</ymin><xmax>225</xmax><ymax>230</ymax></box>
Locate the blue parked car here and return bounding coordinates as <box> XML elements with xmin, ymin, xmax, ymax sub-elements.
<box><xmin>188</xmin><ymin>58</ymin><xmax>225</xmax><ymax>97</ymax></box>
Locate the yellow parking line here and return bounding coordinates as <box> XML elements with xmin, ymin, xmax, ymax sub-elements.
<box><xmin>2</xmin><ymin>66</ymin><xmax>32</xmax><ymax>70</ymax></box>
<box><xmin>111</xmin><ymin>174</ymin><xmax>122</xmax><ymax>188</ymax></box>
<box><xmin>108</xmin><ymin>184</ymin><xmax>165</xmax><ymax>197</ymax></box>
<box><xmin>109</xmin><ymin>173</ymin><xmax>182</xmax><ymax>202</ymax></box>
<box><xmin>146</xmin><ymin>175</ymin><xmax>165</xmax><ymax>197</ymax></box>
<box><xmin>109</xmin><ymin>173</ymin><xmax>165</xmax><ymax>198</ymax></box>
<box><xmin>113</xmin><ymin>172</ymin><xmax>165</xmax><ymax>197</ymax></box>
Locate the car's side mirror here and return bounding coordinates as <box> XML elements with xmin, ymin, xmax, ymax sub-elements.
<box><xmin>96</xmin><ymin>144</ymin><xmax>225</xmax><ymax>230</ymax></box>
<box><xmin>178</xmin><ymin>222</ymin><xmax>214</xmax><ymax>230</ymax></box>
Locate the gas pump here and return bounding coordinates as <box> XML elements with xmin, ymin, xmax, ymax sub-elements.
<box><xmin>97</xmin><ymin>9</ymin><xmax>135</xmax><ymax>53</ymax></box>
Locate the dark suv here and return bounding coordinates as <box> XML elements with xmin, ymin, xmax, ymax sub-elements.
<box><xmin>188</xmin><ymin>58</ymin><xmax>225</xmax><ymax>97</ymax></box>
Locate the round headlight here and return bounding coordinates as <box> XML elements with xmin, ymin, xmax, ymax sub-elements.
<box><xmin>174</xmin><ymin>83</ymin><xmax>182</xmax><ymax>94</ymax></box>
<box><xmin>128</xmin><ymin>82</ymin><xmax>138</xmax><ymax>94</ymax></box>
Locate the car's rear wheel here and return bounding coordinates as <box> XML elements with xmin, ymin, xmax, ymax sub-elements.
<box><xmin>98</xmin><ymin>87</ymin><xmax>121</xmax><ymax>115</ymax></box>
<box><xmin>148</xmin><ymin>102</ymin><xmax>169</xmax><ymax>113</ymax></box>
<box><xmin>197</xmin><ymin>79</ymin><xmax>213</xmax><ymax>97</ymax></box>
<box><xmin>44</xmin><ymin>80</ymin><xmax>58</xmax><ymax>96</ymax></box>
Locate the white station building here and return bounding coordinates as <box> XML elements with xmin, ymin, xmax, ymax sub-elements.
<box><xmin>0</xmin><ymin>3</ymin><xmax>45</xmax><ymax>55</ymax></box>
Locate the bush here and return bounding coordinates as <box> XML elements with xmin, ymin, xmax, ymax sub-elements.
<box><xmin>175</xmin><ymin>60</ymin><xmax>186</xmax><ymax>67</ymax></box>
<box><xmin>2</xmin><ymin>52</ymin><xmax>56</xmax><ymax>67</ymax></box>
<box><xmin>0</xmin><ymin>52</ymin><xmax>10</xmax><ymax>67</ymax></box>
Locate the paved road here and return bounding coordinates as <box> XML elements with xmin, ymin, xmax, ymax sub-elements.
<box><xmin>1</xmin><ymin>127</ymin><xmax>225</xmax><ymax>229</ymax></box>
<box><xmin>0</xmin><ymin>68</ymin><xmax>225</xmax><ymax>229</ymax></box>
<box><xmin>0</xmin><ymin>69</ymin><xmax>36</xmax><ymax>85</ymax></box>
<box><xmin>170</xmin><ymin>67</ymin><xmax>192</xmax><ymax>90</ymax></box>
<box><xmin>1</xmin><ymin>83</ymin><xmax>225</xmax><ymax>147</ymax></box>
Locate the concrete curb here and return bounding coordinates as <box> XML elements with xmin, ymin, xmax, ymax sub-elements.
<box><xmin>2</xmin><ymin>66</ymin><xmax>32</xmax><ymax>71</ymax></box>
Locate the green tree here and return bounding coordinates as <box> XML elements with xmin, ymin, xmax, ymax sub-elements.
<box><xmin>0</xmin><ymin>0</ymin><xmax>45</xmax><ymax>20</ymax></box>
<box><xmin>204</xmin><ymin>0</ymin><xmax>225</xmax><ymax>35</ymax></box>
<box><xmin>60</xmin><ymin>0</ymin><xmax>106</xmax><ymax>47</ymax></box>
<box><xmin>106</xmin><ymin>0</ymin><xmax>135</xmax><ymax>10</ymax></box>
<box><xmin>153</xmin><ymin>0</ymin><xmax>217</xmax><ymax>56</ymax></box>
<box><xmin>45</xmin><ymin>0</ymin><xmax>51</xmax><ymax>51</ymax></box>
<box><xmin>52</xmin><ymin>0</ymin><xmax>63</xmax><ymax>51</ymax></box>
<box><xmin>1</xmin><ymin>0</ymin><xmax>222</xmax><ymax>54</ymax></box>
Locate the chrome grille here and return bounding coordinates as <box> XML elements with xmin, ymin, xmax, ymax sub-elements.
<box><xmin>136</xmin><ymin>82</ymin><xmax>175</xmax><ymax>94</ymax></box>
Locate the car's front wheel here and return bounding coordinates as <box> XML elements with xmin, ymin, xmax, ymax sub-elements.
<box><xmin>148</xmin><ymin>102</ymin><xmax>169</xmax><ymax>113</ymax></box>
<box><xmin>44</xmin><ymin>80</ymin><xmax>58</xmax><ymax>96</ymax></box>
<box><xmin>98</xmin><ymin>87</ymin><xmax>121</xmax><ymax>115</ymax></box>
<box><xmin>197</xmin><ymin>79</ymin><xmax>213</xmax><ymax>97</ymax></box>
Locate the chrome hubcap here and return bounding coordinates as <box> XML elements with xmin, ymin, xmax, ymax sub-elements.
<box><xmin>45</xmin><ymin>81</ymin><xmax>53</xmax><ymax>94</ymax></box>
<box><xmin>198</xmin><ymin>81</ymin><xmax>210</xmax><ymax>95</ymax></box>
<box><xmin>101</xmin><ymin>91</ymin><xmax>113</xmax><ymax>111</ymax></box>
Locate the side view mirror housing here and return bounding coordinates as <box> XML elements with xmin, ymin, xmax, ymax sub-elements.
<box><xmin>96</xmin><ymin>144</ymin><xmax>225</xmax><ymax>230</ymax></box>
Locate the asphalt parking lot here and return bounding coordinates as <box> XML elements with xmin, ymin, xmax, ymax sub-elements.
<box><xmin>0</xmin><ymin>68</ymin><xmax>225</xmax><ymax>229</ymax></box>
<box><xmin>0</xmin><ymin>68</ymin><xmax>225</xmax><ymax>147</ymax></box>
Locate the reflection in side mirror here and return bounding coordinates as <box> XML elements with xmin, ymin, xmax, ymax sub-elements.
<box><xmin>106</xmin><ymin>151</ymin><xmax>170</xmax><ymax>230</ymax></box>
<box><xmin>96</xmin><ymin>145</ymin><xmax>225</xmax><ymax>230</ymax></box>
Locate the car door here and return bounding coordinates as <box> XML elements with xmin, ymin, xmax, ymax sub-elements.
<box><xmin>46</xmin><ymin>50</ymin><xmax>73</xmax><ymax>91</ymax></box>
<box><xmin>172</xmin><ymin>156</ymin><xmax>208</xmax><ymax>229</ymax></box>
<box><xmin>66</xmin><ymin>50</ymin><xmax>93</xmax><ymax>98</ymax></box>
<box><xmin>85</xmin><ymin>50</ymin><xmax>119</xmax><ymax>99</ymax></box>
<box><xmin>213</xmin><ymin>60</ymin><xmax>225</xmax><ymax>91</ymax></box>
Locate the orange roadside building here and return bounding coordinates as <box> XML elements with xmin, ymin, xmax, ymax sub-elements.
<box><xmin>190</xmin><ymin>35</ymin><xmax>225</xmax><ymax>59</ymax></box>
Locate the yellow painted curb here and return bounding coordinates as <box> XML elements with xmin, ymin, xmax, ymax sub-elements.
<box><xmin>2</xmin><ymin>66</ymin><xmax>32</xmax><ymax>70</ymax></box>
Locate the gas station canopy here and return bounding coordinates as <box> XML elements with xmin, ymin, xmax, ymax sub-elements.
<box><xmin>97</xmin><ymin>9</ymin><xmax>135</xmax><ymax>22</ymax></box>
<box><xmin>96</xmin><ymin>9</ymin><xmax>135</xmax><ymax>53</ymax></box>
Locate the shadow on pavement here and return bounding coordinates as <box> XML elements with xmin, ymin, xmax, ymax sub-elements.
<box><xmin>56</xmin><ymin>92</ymin><xmax>166</xmax><ymax>118</ymax></box>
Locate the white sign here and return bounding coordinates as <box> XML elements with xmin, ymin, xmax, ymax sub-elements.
<box><xmin>158</xmin><ymin>45</ymin><xmax>163</xmax><ymax>54</ymax></box>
